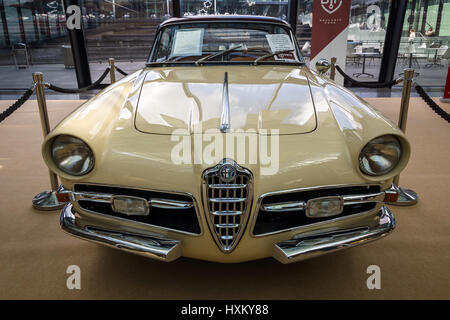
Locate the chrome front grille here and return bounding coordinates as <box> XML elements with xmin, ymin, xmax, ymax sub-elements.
<box><xmin>202</xmin><ymin>159</ymin><xmax>253</xmax><ymax>253</ymax></box>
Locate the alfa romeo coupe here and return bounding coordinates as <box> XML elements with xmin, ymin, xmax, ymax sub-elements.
<box><xmin>42</xmin><ymin>16</ymin><xmax>409</xmax><ymax>263</ymax></box>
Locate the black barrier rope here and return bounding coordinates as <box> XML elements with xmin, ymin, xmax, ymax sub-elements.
<box><xmin>335</xmin><ymin>65</ymin><xmax>402</xmax><ymax>88</ymax></box>
<box><xmin>115</xmin><ymin>67</ymin><xmax>129</xmax><ymax>76</ymax></box>
<box><xmin>46</xmin><ymin>68</ymin><xmax>110</xmax><ymax>94</ymax></box>
<box><xmin>414</xmin><ymin>84</ymin><xmax>450</xmax><ymax>123</ymax></box>
<box><xmin>0</xmin><ymin>64</ymin><xmax>128</xmax><ymax>124</ymax></box>
<box><xmin>0</xmin><ymin>86</ymin><xmax>35</xmax><ymax>124</ymax></box>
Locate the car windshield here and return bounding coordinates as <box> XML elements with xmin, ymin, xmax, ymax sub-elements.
<box><xmin>149</xmin><ymin>22</ymin><xmax>303</xmax><ymax>65</ymax></box>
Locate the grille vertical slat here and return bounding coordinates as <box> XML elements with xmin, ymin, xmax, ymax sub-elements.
<box><xmin>203</xmin><ymin>159</ymin><xmax>253</xmax><ymax>253</ymax></box>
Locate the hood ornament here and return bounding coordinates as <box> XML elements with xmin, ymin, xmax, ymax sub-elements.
<box><xmin>220</xmin><ymin>72</ymin><xmax>230</xmax><ymax>133</ymax></box>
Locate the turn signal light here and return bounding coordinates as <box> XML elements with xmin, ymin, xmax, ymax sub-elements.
<box><xmin>111</xmin><ymin>196</ymin><xmax>149</xmax><ymax>216</ymax></box>
<box><xmin>56</xmin><ymin>192</ymin><xmax>71</xmax><ymax>203</ymax></box>
<box><xmin>383</xmin><ymin>190</ymin><xmax>399</xmax><ymax>203</ymax></box>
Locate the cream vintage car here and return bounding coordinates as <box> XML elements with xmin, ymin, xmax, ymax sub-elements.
<box><xmin>42</xmin><ymin>16</ymin><xmax>409</xmax><ymax>264</ymax></box>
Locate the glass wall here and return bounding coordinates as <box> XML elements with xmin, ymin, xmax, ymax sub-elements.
<box><xmin>394</xmin><ymin>0</ymin><xmax>450</xmax><ymax>86</ymax></box>
<box><xmin>180</xmin><ymin>0</ymin><xmax>288</xmax><ymax>18</ymax></box>
<box><xmin>0</xmin><ymin>0</ymin><xmax>448</xmax><ymax>87</ymax></box>
<box><xmin>0</xmin><ymin>0</ymin><xmax>172</xmax><ymax>65</ymax></box>
<box><xmin>344</xmin><ymin>0</ymin><xmax>393</xmax><ymax>81</ymax></box>
<box><xmin>295</xmin><ymin>0</ymin><xmax>312</xmax><ymax>61</ymax></box>
<box><xmin>81</xmin><ymin>0</ymin><xmax>171</xmax><ymax>62</ymax></box>
<box><xmin>81</xmin><ymin>0</ymin><xmax>290</xmax><ymax>62</ymax></box>
<box><xmin>0</xmin><ymin>0</ymin><xmax>291</xmax><ymax>65</ymax></box>
<box><xmin>0</xmin><ymin>0</ymin><xmax>69</xmax><ymax>65</ymax></box>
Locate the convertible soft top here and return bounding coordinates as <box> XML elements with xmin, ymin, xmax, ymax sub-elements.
<box><xmin>159</xmin><ymin>15</ymin><xmax>292</xmax><ymax>28</ymax></box>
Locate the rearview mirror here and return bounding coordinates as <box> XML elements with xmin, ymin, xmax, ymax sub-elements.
<box><xmin>316</xmin><ymin>59</ymin><xmax>331</xmax><ymax>74</ymax></box>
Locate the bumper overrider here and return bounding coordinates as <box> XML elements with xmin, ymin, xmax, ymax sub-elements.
<box><xmin>273</xmin><ymin>206</ymin><xmax>395</xmax><ymax>263</ymax></box>
<box><xmin>60</xmin><ymin>201</ymin><xmax>395</xmax><ymax>264</ymax></box>
<box><xmin>61</xmin><ymin>203</ymin><xmax>181</xmax><ymax>262</ymax></box>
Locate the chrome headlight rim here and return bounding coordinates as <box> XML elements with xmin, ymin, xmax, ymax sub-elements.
<box><xmin>51</xmin><ymin>134</ymin><xmax>95</xmax><ymax>176</ymax></box>
<box><xmin>358</xmin><ymin>134</ymin><xmax>402</xmax><ymax>177</ymax></box>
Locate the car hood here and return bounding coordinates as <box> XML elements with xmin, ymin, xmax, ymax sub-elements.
<box><xmin>134</xmin><ymin>65</ymin><xmax>317</xmax><ymax>135</ymax></box>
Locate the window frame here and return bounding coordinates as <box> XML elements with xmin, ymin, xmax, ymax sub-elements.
<box><xmin>146</xmin><ymin>19</ymin><xmax>304</xmax><ymax>67</ymax></box>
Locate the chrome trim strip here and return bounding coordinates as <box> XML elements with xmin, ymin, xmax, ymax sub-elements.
<box><xmin>215</xmin><ymin>223</ymin><xmax>240</xmax><ymax>228</ymax></box>
<box><xmin>208</xmin><ymin>184</ymin><xmax>247</xmax><ymax>189</ymax></box>
<box><xmin>73</xmin><ymin>203</ymin><xmax>202</xmax><ymax>237</ymax></box>
<box><xmin>209</xmin><ymin>197</ymin><xmax>246</xmax><ymax>203</ymax></box>
<box><xmin>258</xmin><ymin>183</ymin><xmax>382</xmax><ymax>198</ymax></box>
<box><xmin>261</xmin><ymin>201</ymin><xmax>306</xmax><ymax>212</ymax></box>
<box><xmin>211</xmin><ymin>210</ymin><xmax>243</xmax><ymax>216</ymax></box>
<box><xmin>273</xmin><ymin>206</ymin><xmax>395</xmax><ymax>264</ymax></box>
<box><xmin>150</xmin><ymin>198</ymin><xmax>194</xmax><ymax>209</ymax></box>
<box><xmin>70</xmin><ymin>183</ymin><xmax>203</xmax><ymax>237</ymax></box>
<box><xmin>260</xmin><ymin>192</ymin><xmax>385</xmax><ymax>213</ymax></box>
<box><xmin>60</xmin><ymin>204</ymin><xmax>181</xmax><ymax>262</ymax></box>
<box><xmin>252</xmin><ymin>204</ymin><xmax>383</xmax><ymax>238</ymax></box>
<box><xmin>220</xmin><ymin>72</ymin><xmax>230</xmax><ymax>133</ymax></box>
<box><xmin>342</xmin><ymin>192</ymin><xmax>385</xmax><ymax>205</ymax></box>
<box><xmin>250</xmin><ymin>183</ymin><xmax>383</xmax><ymax>237</ymax></box>
<box><xmin>72</xmin><ymin>192</ymin><xmax>110</xmax><ymax>203</ymax></box>
<box><xmin>71</xmin><ymin>191</ymin><xmax>194</xmax><ymax>210</ymax></box>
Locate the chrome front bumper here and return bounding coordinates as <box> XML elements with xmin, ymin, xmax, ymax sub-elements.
<box><xmin>273</xmin><ymin>206</ymin><xmax>395</xmax><ymax>264</ymax></box>
<box><xmin>60</xmin><ymin>204</ymin><xmax>395</xmax><ymax>263</ymax></box>
<box><xmin>60</xmin><ymin>204</ymin><xmax>181</xmax><ymax>262</ymax></box>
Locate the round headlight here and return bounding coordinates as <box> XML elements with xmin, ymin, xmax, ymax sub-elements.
<box><xmin>51</xmin><ymin>135</ymin><xmax>94</xmax><ymax>176</ymax></box>
<box><xmin>359</xmin><ymin>135</ymin><xmax>401</xmax><ymax>176</ymax></box>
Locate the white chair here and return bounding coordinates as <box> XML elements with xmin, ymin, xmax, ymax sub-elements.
<box><xmin>436</xmin><ymin>46</ymin><xmax>448</xmax><ymax>67</ymax></box>
<box><xmin>346</xmin><ymin>42</ymin><xmax>361</xmax><ymax>65</ymax></box>
<box><xmin>441</xmin><ymin>47</ymin><xmax>450</xmax><ymax>66</ymax></box>
<box><xmin>301</xmin><ymin>41</ymin><xmax>310</xmax><ymax>57</ymax></box>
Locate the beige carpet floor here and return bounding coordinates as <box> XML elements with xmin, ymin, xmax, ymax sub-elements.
<box><xmin>0</xmin><ymin>97</ymin><xmax>449</xmax><ymax>299</ymax></box>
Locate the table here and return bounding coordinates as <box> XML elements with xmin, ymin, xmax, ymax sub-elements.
<box><xmin>398</xmin><ymin>53</ymin><xmax>421</xmax><ymax>77</ymax></box>
<box><xmin>353</xmin><ymin>52</ymin><xmax>378</xmax><ymax>78</ymax></box>
<box><xmin>424</xmin><ymin>48</ymin><xmax>440</xmax><ymax>68</ymax></box>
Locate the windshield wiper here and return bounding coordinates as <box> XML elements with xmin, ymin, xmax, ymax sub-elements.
<box><xmin>195</xmin><ymin>44</ymin><xmax>243</xmax><ymax>65</ymax></box>
<box><xmin>253</xmin><ymin>50</ymin><xmax>295</xmax><ymax>65</ymax></box>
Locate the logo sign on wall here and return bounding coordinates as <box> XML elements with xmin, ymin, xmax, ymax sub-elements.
<box><xmin>321</xmin><ymin>0</ymin><xmax>342</xmax><ymax>14</ymax></box>
<box><xmin>310</xmin><ymin>0</ymin><xmax>352</xmax><ymax>85</ymax></box>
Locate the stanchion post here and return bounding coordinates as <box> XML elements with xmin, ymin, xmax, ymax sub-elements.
<box><xmin>386</xmin><ymin>68</ymin><xmax>418</xmax><ymax>206</ymax></box>
<box><xmin>109</xmin><ymin>58</ymin><xmax>116</xmax><ymax>84</ymax></box>
<box><xmin>31</xmin><ymin>72</ymin><xmax>66</xmax><ymax>211</ymax></box>
<box><xmin>330</xmin><ymin>57</ymin><xmax>337</xmax><ymax>81</ymax></box>
<box><xmin>397</xmin><ymin>68</ymin><xmax>414</xmax><ymax>135</ymax></box>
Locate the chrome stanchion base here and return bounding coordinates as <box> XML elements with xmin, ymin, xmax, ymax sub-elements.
<box><xmin>32</xmin><ymin>190</ymin><xmax>66</xmax><ymax>211</ymax></box>
<box><xmin>385</xmin><ymin>184</ymin><xmax>418</xmax><ymax>206</ymax></box>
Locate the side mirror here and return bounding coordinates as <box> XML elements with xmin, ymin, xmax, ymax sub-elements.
<box><xmin>316</xmin><ymin>59</ymin><xmax>331</xmax><ymax>74</ymax></box>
